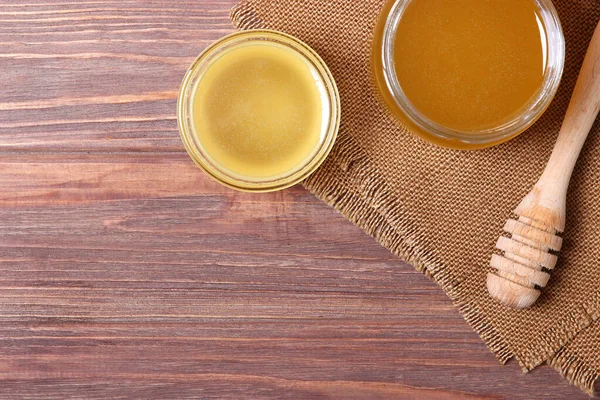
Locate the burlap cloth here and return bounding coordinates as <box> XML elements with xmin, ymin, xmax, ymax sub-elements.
<box><xmin>230</xmin><ymin>0</ymin><xmax>600</xmax><ymax>394</ymax></box>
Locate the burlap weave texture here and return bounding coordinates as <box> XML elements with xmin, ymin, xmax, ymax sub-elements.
<box><xmin>231</xmin><ymin>0</ymin><xmax>600</xmax><ymax>394</ymax></box>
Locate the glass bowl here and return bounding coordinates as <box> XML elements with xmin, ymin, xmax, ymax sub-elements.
<box><xmin>373</xmin><ymin>0</ymin><xmax>565</xmax><ymax>150</ymax></box>
<box><xmin>178</xmin><ymin>30</ymin><xmax>340</xmax><ymax>192</ymax></box>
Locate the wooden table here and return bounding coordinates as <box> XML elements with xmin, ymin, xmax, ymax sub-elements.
<box><xmin>0</xmin><ymin>1</ymin><xmax>596</xmax><ymax>398</ymax></box>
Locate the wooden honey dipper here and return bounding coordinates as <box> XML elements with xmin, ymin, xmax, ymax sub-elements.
<box><xmin>487</xmin><ymin>21</ymin><xmax>600</xmax><ymax>309</ymax></box>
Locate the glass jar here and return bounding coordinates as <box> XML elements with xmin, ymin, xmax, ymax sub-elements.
<box><xmin>373</xmin><ymin>0</ymin><xmax>565</xmax><ymax>150</ymax></box>
<box><xmin>178</xmin><ymin>30</ymin><xmax>340</xmax><ymax>192</ymax></box>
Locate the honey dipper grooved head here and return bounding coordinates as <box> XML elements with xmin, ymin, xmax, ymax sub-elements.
<box><xmin>488</xmin><ymin>216</ymin><xmax>562</xmax><ymax>309</ymax></box>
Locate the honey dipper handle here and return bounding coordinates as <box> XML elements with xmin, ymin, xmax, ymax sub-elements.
<box><xmin>516</xmin><ymin>21</ymin><xmax>600</xmax><ymax>231</ymax></box>
<box><xmin>543</xmin><ymin>21</ymin><xmax>600</xmax><ymax>186</ymax></box>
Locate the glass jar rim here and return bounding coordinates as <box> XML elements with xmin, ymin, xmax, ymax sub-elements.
<box><xmin>177</xmin><ymin>30</ymin><xmax>341</xmax><ymax>192</ymax></box>
<box><xmin>380</xmin><ymin>0</ymin><xmax>566</xmax><ymax>148</ymax></box>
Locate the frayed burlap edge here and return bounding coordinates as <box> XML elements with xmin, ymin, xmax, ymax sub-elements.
<box><xmin>302</xmin><ymin>133</ymin><xmax>515</xmax><ymax>367</ymax></box>
<box><xmin>302</xmin><ymin>132</ymin><xmax>600</xmax><ymax>395</ymax></box>
<box><xmin>550</xmin><ymin>347</ymin><xmax>600</xmax><ymax>396</ymax></box>
<box><xmin>230</xmin><ymin>2</ymin><xmax>600</xmax><ymax>395</ymax></box>
<box><xmin>231</xmin><ymin>0</ymin><xmax>264</xmax><ymax>30</ymax></box>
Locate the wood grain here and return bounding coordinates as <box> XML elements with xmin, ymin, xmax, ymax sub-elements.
<box><xmin>0</xmin><ymin>1</ymin><xmax>596</xmax><ymax>399</ymax></box>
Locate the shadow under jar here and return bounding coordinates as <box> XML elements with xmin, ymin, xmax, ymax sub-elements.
<box><xmin>373</xmin><ymin>0</ymin><xmax>565</xmax><ymax>150</ymax></box>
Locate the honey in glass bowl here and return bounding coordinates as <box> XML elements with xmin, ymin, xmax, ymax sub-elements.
<box><xmin>178</xmin><ymin>30</ymin><xmax>340</xmax><ymax>192</ymax></box>
<box><xmin>373</xmin><ymin>0</ymin><xmax>565</xmax><ymax>149</ymax></box>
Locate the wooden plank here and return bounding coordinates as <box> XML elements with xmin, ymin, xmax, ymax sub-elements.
<box><xmin>0</xmin><ymin>153</ymin><xmax>593</xmax><ymax>399</ymax></box>
<box><xmin>0</xmin><ymin>0</ymin><xmax>228</xmax><ymax>153</ymax></box>
<box><xmin>0</xmin><ymin>1</ymin><xmax>595</xmax><ymax>399</ymax></box>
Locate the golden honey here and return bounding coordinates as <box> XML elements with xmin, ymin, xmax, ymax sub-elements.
<box><xmin>393</xmin><ymin>0</ymin><xmax>545</xmax><ymax>131</ymax></box>
<box><xmin>373</xmin><ymin>0</ymin><xmax>565</xmax><ymax>149</ymax></box>
<box><xmin>192</xmin><ymin>43</ymin><xmax>324</xmax><ymax>179</ymax></box>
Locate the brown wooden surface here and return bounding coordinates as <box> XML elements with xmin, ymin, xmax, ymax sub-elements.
<box><xmin>0</xmin><ymin>1</ymin><xmax>597</xmax><ymax>398</ymax></box>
